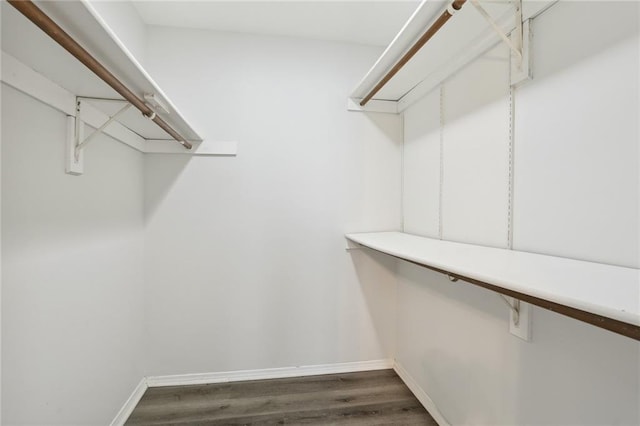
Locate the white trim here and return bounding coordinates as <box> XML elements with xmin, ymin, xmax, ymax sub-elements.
<box><xmin>1</xmin><ymin>53</ymin><xmax>235</xmax><ymax>157</ymax></box>
<box><xmin>347</xmin><ymin>98</ymin><xmax>399</xmax><ymax>114</ymax></box>
<box><xmin>393</xmin><ymin>361</ymin><xmax>451</xmax><ymax>426</ymax></box>
<box><xmin>146</xmin><ymin>359</ymin><xmax>393</xmax><ymax>388</ymax></box>
<box><xmin>1</xmin><ymin>52</ymin><xmax>146</xmax><ymax>153</ymax></box>
<box><xmin>1</xmin><ymin>51</ymin><xmax>76</xmax><ymax>117</ymax></box>
<box><xmin>144</xmin><ymin>140</ymin><xmax>238</xmax><ymax>156</ymax></box>
<box><xmin>110</xmin><ymin>378</ymin><xmax>148</xmax><ymax>426</ymax></box>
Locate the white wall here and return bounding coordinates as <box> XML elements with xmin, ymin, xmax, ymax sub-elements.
<box><xmin>89</xmin><ymin>0</ymin><xmax>148</xmax><ymax>66</ymax></box>
<box><xmin>4</xmin><ymin>2</ymin><xmax>636</xmax><ymax>424</ymax></box>
<box><xmin>441</xmin><ymin>44</ymin><xmax>511</xmax><ymax>249</ymax></box>
<box><xmin>0</xmin><ymin>53</ymin><xmax>4</xmax><ymax>422</ymax></box>
<box><xmin>142</xmin><ymin>27</ymin><xmax>402</xmax><ymax>376</ymax></box>
<box><xmin>397</xmin><ymin>1</ymin><xmax>639</xmax><ymax>424</ymax></box>
<box><xmin>403</xmin><ymin>90</ymin><xmax>441</xmax><ymax>238</ymax></box>
<box><xmin>1</xmin><ymin>85</ymin><xmax>146</xmax><ymax>425</ymax></box>
<box><xmin>513</xmin><ymin>1</ymin><xmax>639</xmax><ymax>268</ymax></box>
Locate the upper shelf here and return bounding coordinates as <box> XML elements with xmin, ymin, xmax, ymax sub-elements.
<box><xmin>1</xmin><ymin>0</ymin><xmax>202</xmax><ymax>143</ymax></box>
<box><xmin>350</xmin><ymin>0</ymin><xmax>556</xmax><ymax>113</ymax></box>
<box><xmin>346</xmin><ymin>232</ymin><xmax>640</xmax><ymax>341</ymax></box>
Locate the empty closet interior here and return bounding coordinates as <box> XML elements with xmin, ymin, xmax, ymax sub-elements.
<box><xmin>1</xmin><ymin>0</ymin><xmax>639</xmax><ymax>424</ymax></box>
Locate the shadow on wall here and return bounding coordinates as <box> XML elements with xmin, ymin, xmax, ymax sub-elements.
<box><xmin>528</xmin><ymin>1</ymin><xmax>639</xmax><ymax>86</ymax></box>
<box><xmin>1</xmin><ymin>85</ymin><xmax>147</xmax><ymax>425</ymax></box>
<box><xmin>347</xmin><ymin>247</ymin><xmax>399</xmax><ymax>359</ymax></box>
<box><xmin>360</xmin><ymin>111</ymin><xmax>404</xmax><ymax>142</ymax></box>
<box><xmin>399</xmin><ymin>262</ymin><xmax>509</xmax><ymax>415</ymax></box>
<box><xmin>143</xmin><ymin>154</ymin><xmax>193</xmax><ymax>222</ymax></box>
<box><xmin>510</xmin><ymin>306</ymin><xmax>640</xmax><ymax>424</ymax></box>
<box><xmin>441</xmin><ymin>43</ymin><xmax>510</xmax><ymax>127</ymax></box>
<box><xmin>394</xmin><ymin>260</ymin><xmax>640</xmax><ymax>425</ymax></box>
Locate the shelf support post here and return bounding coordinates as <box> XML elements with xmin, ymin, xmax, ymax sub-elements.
<box><xmin>500</xmin><ymin>295</ymin><xmax>532</xmax><ymax>341</ymax></box>
<box><xmin>500</xmin><ymin>295</ymin><xmax>520</xmax><ymax>325</ymax></box>
<box><xmin>66</xmin><ymin>109</ymin><xmax>84</xmax><ymax>175</ymax></box>
<box><xmin>509</xmin><ymin>0</ymin><xmax>533</xmax><ymax>85</ymax></box>
<box><xmin>513</xmin><ymin>0</ymin><xmax>523</xmax><ymax>70</ymax></box>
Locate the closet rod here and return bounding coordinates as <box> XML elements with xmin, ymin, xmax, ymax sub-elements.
<box><xmin>8</xmin><ymin>0</ymin><xmax>193</xmax><ymax>150</ymax></box>
<box><xmin>360</xmin><ymin>0</ymin><xmax>467</xmax><ymax>106</ymax></box>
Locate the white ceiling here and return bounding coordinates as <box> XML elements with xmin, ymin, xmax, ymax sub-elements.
<box><xmin>132</xmin><ymin>1</ymin><xmax>421</xmax><ymax>47</ymax></box>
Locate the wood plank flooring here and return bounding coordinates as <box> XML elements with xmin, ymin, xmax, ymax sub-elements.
<box><xmin>126</xmin><ymin>369</ymin><xmax>437</xmax><ymax>425</ymax></box>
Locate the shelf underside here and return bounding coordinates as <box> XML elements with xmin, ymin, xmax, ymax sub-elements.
<box><xmin>351</xmin><ymin>0</ymin><xmax>556</xmax><ymax>108</ymax></box>
<box><xmin>346</xmin><ymin>232</ymin><xmax>640</xmax><ymax>341</ymax></box>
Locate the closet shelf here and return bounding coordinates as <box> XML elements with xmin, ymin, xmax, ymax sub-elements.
<box><xmin>349</xmin><ymin>0</ymin><xmax>556</xmax><ymax>113</ymax></box>
<box><xmin>346</xmin><ymin>232</ymin><xmax>640</xmax><ymax>341</ymax></box>
<box><xmin>1</xmin><ymin>0</ymin><xmax>202</xmax><ymax>145</ymax></box>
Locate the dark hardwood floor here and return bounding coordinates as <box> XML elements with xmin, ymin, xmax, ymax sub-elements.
<box><xmin>125</xmin><ymin>369</ymin><xmax>437</xmax><ymax>425</ymax></box>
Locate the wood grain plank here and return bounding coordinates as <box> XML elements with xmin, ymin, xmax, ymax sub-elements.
<box><xmin>125</xmin><ymin>370</ymin><xmax>437</xmax><ymax>425</ymax></box>
<box><xmin>129</xmin><ymin>385</ymin><xmax>412</xmax><ymax>423</ymax></box>
<box><xmin>140</xmin><ymin>370</ymin><xmax>401</xmax><ymax>402</ymax></box>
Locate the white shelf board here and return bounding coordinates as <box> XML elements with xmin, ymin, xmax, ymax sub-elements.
<box><xmin>1</xmin><ymin>0</ymin><xmax>202</xmax><ymax>143</ymax></box>
<box><xmin>346</xmin><ymin>232</ymin><xmax>640</xmax><ymax>334</ymax></box>
<box><xmin>350</xmin><ymin>0</ymin><xmax>557</xmax><ymax>111</ymax></box>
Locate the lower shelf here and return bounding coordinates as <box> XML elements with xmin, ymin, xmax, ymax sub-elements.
<box><xmin>346</xmin><ymin>232</ymin><xmax>640</xmax><ymax>341</ymax></box>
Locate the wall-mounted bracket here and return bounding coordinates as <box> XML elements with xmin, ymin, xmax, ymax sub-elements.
<box><xmin>500</xmin><ymin>295</ymin><xmax>532</xmax><ymax>341</ymax></box>
<box><xmin>346</xmin><ymin>239</ymin><xmax>363</xmax><ymax>251</ymax></box>
<box><xmin>66</xmin><ymin>114</ymin><xmax>84</xmax><ymax>175</ymax></box>
<box><xmin>66</xmin><ymin>98</ymin><xmax>133</xmax><ymax>175</ymax></box>
<box><xmin>144</xmin><ymin>93</ymin><xmax>170</xmax><ymax>115</ymax></box>
<box><xmin>511</xmin><ymin>18</ymin><xmax>532</xmax><ymax>86</ymax></box>
<box><xmin>471</xmin><ymin>0</ymin><xmax>522</xmax><ymax>62</ymax></box>
<box><xmin>347</xmin><ymin>98</ymin><xmax>399</xmax><ymax>114</ymax></box>
<box><xmin>470</xmin><ymin>0</ymin><xmax>532</xmax><ymax>86</ymax></box>
<box><xmin>500</xmin><ymin>294</ymin><xmax>520</xmax><ymax>324</ymax></box>
<box><xmin>76</xmin><ymin>101</ymin><xmax>131</xmax><ymax>157</ymax></box>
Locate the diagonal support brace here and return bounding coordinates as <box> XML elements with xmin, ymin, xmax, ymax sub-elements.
<box><xmin>499</xmin><ymin>294</ymin><xmax>520</xmax><ymax>325</ymax></box>
<box><xmin>75</xmin><ymin>100</ymin><xmax>132</xmax><ymax>160</ymax></box>
<box><xmin>470</xmin><ymin>0</ymin><xmax>523</xmax><ymax>64</ymax></box>
<box><xmin>67</xmin><ymin>97</ymin><xmax>134</xmax><ymax>175</ymax></box>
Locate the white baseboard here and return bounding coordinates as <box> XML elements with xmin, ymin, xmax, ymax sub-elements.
<box><xmin>393</xmin><ymin>360</ymin><xmax>451</xmax><ymax>426</ymax></box>
<box><xmin>146</xmin><ymin>359</ymin><xmax>393</xmax><ymax>388</ymax></box>
<box><xmin>110</xmin><ymin>378</ymin><xmax>148</xmax><ymax>426</ymax></box>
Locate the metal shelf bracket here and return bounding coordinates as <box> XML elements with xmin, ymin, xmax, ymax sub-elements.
<box><xmin>471</xmin><ymin>0</ymin><xmax>522</xmax><ymax>61</ymax></box>
<box><xmin>66</xmin><ymin>98</ymin><xmax>132</xmax><ymax>175</ymax></box>
<box><xmin>470</xmin><ymin>0</ymin><xmax>532</xmax><ymax>86</ymax></box>
<box><xmin>500</xmin><ymin>294</ymin><xmax>521</xmax><ymax>324</ymax></box>
<box><xmin>500</xmin><ymin>295</ymin><xmax>532</xmax><ymax>341</ymax></box>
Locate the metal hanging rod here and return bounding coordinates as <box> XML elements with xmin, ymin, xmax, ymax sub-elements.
<box><xmin>7</xmin><ymin>0</ymin><xmax>193</xmax><ymax>150</ymax></box>
<box><xmin>360</xmin><ymin>0</ymin><xmax>467</xmax><ymax>107</ymax></box>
